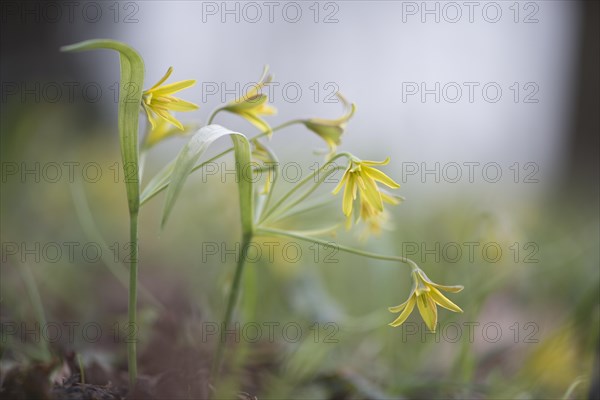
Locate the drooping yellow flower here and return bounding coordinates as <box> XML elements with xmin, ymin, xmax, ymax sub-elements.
<box><xmin>142</xmin><ymin>67</ymin><xmax>199</xmax><ymax>131</ymax></box>
<box><xmin>302</xmin><ymin>93</ymin><xmax>356</xmax><ymax>154</ymax></box>
<box><xmin>332</xmin><ymin>157</ymin><xmax>400</xmax><ymax>227</ymax></box>
<box><xmin>223</xmin><ymin>66</ymin><xmax>276</xmax><ymax>134</ymax></box>
<box><xmin>389</xmin><ymin>268</ymin><xmax>463</xmax><ymax>331</ymax></box>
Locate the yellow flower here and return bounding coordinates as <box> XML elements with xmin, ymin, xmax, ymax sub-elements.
<box><xmin>389</xmin><ymin>268</ymin><xmax>463</xmax><ymax>331</ymax></box>
<box><xmin>332</xmin><ymin>157</ymin><xmax>400</xmax><ymax>227</ymax></box>
<box><xmin>358</xmin><ymin>194</ymin><xmax>402</xmax><ymax>240</ymax></box>
<box><xmin>223</xmin><ymin>66</ymin><xmax>276</xmax><ymax>134</ymax></box>
<box><xmin>143</xmin><ymin>118</ymin><xmax>198</xmax><ymax>149</ymax></box>
<box><xmin>302</xmin><ymin>93</ymin><xmax>356</xmax><ymax>154</ymax></box>
<box><xmin>142</xmin><ymin>67</ymin><xmax>199</xmax><ymax>131</ymax></box>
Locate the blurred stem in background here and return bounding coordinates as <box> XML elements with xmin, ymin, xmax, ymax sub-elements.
<box><xmin>17</xmin><ymin>261</ymin><xmax>52</xmax><ymax>362</ymax></box>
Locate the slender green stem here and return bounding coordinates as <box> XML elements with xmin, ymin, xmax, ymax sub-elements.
<box><xmin>207</xmin><ymin>107</ymin><xmax>224</xmax><ymax>125</ymax></box>
<box><xmin>269</xmin><ymin>195</ymin><xmax>334</xmax><ymax>222</ymax></box>
<box><xmin>259</xmin><ymin>153</ymin><xmax>349</xmax><ymax>223</ymax></box>
<box><xmin>128</xmin><ymin>212</ymin><xmax>139</xmax><ymax>390</ymax></box>
<box><xmin>255</xmin><ymin>227</ymin><xmax>419</xmax><ymax>270</ymax></box>
<box><xmin>268</xmin><ymin>118</ymin><xmax>304</xmax><ymax>132</ymax></box>
<box><xmin>211</xmin><ymin>234</ymin><xmax>253</xmax><ymax>380</ymax></box>
<box><xmin>262</xmin><ymin>166</ymin><xmax>345</xmax><ymax>225</ymax></box>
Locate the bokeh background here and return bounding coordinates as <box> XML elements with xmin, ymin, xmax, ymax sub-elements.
<box><xmin>1</xmin><ymin>1</ymin><xmax>598</xmax><ymax>398</ymax></box>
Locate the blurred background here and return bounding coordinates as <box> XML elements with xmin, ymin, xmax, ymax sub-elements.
<box><xmin>1</xmin><ymin>1</ymin><xmax>598</xmax><ymax>398</ymax></box>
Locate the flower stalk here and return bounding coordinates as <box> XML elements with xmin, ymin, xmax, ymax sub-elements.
<box><xmin>127</xmin><ymin>212</ymin><xmax>139</xmax><ymax>387</ymax></box>
<box><xmin>211</xmin><ymin>233</ymin><xmax>253</xmax><ymax>380</ymax></box>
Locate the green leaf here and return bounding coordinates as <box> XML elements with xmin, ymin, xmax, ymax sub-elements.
<box><xmin>61</xmin><ymin>39</ymin><xmax>144</xmax><ymax>215</ymax></box>
<box><xmin>140</xmin><ymin>160</ymin><xmax>176</xmax><ymax>205</ymax></box>
<box><xmin>161</xmin><ymin>124</ymin><xmax>253</xmax><ymax>235</ymax></box>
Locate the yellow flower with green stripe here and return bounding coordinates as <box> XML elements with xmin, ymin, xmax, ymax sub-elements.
<box><xmin>142</xmin><ymin>67</ymin><xmax>199</xmax><ymax>131</ymax></box>
<box><xmin>332</xmin><ymin>157</ymin><xmax>400</xmax><ymax>227</ymax></box>
<box><xmin>223</xmin><ymin>66</ymin><xmax>276</xmax><ymax>134</ymax></box>
<box><xmin>302</xmin><ymin>93</ymin><xmax>356</xmax><ymax>154</ymax></box>
<box><xmin>389</xmin><ymin>268</ymin><xmax>463</xmax><ymax>331</ymax></box>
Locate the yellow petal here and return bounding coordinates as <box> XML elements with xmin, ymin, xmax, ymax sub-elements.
<box><xmin>257</xmin><ymin>103</ymin><xmax>277</xmax><ymax>116</ymax></box>
<box><xmin>416</xmin><ymin>270</ymin><xmax>464</xmax><ymax>293</ymax></box>
<box><xmin>430</xmin><ymin>282</ymin><xmax>464</xmax><ymax>293</ymax></box>
<box><xmin>361</xmin><ymin>157</ymin><xmax>390</xmax><ymax>166</ymax></box>
<box><xmin>342</xmin><ymin>175</ymin><xmax>355</xmax><ymax>216</ymax></box>
<box><xmin>381</xmin><ymin>191</ymin><xmax>403</xmax><ymax>205</ymax></box>
<box><xmin>151</xmin><ymin>79</ymin><xmax>197</xmax><ymax>96</ymax></box>
<box><xmin>306</xmin><ymin>94</ymin><xmax>356</xmax><ymax>126</ymax></box>
<box><xmin>344</xmin><ymin>213</ymin><xmax>353</xmax><ymax>230</ymax></box>
<box><xmin>153</xmin><ymin>108</ymin><xmax>184</xmax><ymax>130</ymax></box>
<box><xmin>147</xmin><ymin>67</ymin><xmax>174</xmax><ymax>92</ymax></box>
<box><xmin>142</xmin><ymin>103</ymin><xmax>158</xmax><ymax>130</ymax></box>
<box><xmin>163</xmin><ymin>98</ymin><xmax>199</xmax><ymax>111</ymax></box>
<box><xmin>242</xmin><ymin>66</ymin><xmax>271</xmax><ymax>100</ymax></box>
<box><xmin>363</xmin><ymin>166</ymin><xmax>400</xmax><ymax>189</ymax></box>
<box><xmin>389</xmin><ymin>296</ymin><xmax>416</xmax><ymax>327</ymax></box>
<box><xmin>417</xmin><ymin>294</ymin><xmax>438</xmax><ymax>331</ymax></box>
<box><xmin>357</xmin><ymin>174</ymin><xmax>383</xmax><ymax>212</ymax></box>
<box><xmin>238</xmin><ymin>111</ymin><xmax>271</xmax><ymax>132</ymax></box>
<box><xmin>429</xmin><ymin>286</ymin><xmax>463</xmax><ymax>313</ymax></box>
<box><xmin>332</xmin><ymin>167</ymin><xmax>350</xmax><ymax>195</ymax></box>
<box><xmin>388</xmin><ymin>291</ymin><xmax>415</xmax><ymax>313</ymax></box>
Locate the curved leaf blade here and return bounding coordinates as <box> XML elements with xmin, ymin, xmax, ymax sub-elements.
<box><xmin>161</xmin><ymin>124</ymin><xmax>253</xmax><ymax>235</ymax></box>
<box><xmin>61</xmin><ymin>39</ymin><xmax>144</xmax><ymax>215</ymax></box>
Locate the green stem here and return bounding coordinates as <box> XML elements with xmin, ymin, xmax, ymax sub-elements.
<box><xmin>259</xmin><ymin>153</ymin><xmax>349</xmax><ymax>223</ymax></box>
<box><xmin>211</xmin><ymin>234</ymin><xmax>253</xmax><ymax>380</ymax></box>
<box><xmin>268</xmin><ymin>195</ymin><xmax>334</xmax><ymax>223</ymax></box>
<box><xmin>207</xmin><ymin>107</ymin><xmax>223</xmax><ymax>125</ymax></box>
<box><xmin>255</xmin><ymin>227</ymin><xmax>419</xmax><ymax>270</ymax></box>
<box><xmin>128</xmin><ymin>212</ymin><xmax>139</xmax><ymax>390</ymax></box>
<box><xmin>262</xmin><ymin>165</ymin><xmax>345</xmax><ymax>225</ymax></box>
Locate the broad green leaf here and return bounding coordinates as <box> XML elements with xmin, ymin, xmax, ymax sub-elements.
<box><xmin>161</xmin><ymin>124</ymin><xmax>253</xmax><ymax>235</ymax></box>
<box><xmin>61</xmin><ymin>39</ymin><xmax>144</xmax><ymax>215</ymax></box>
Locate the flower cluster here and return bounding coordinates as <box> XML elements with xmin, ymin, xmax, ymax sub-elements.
<box><xmin>137</xmin><ymin>62</ymin><xmax>464</xmax><ymax>332</ymax></box>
